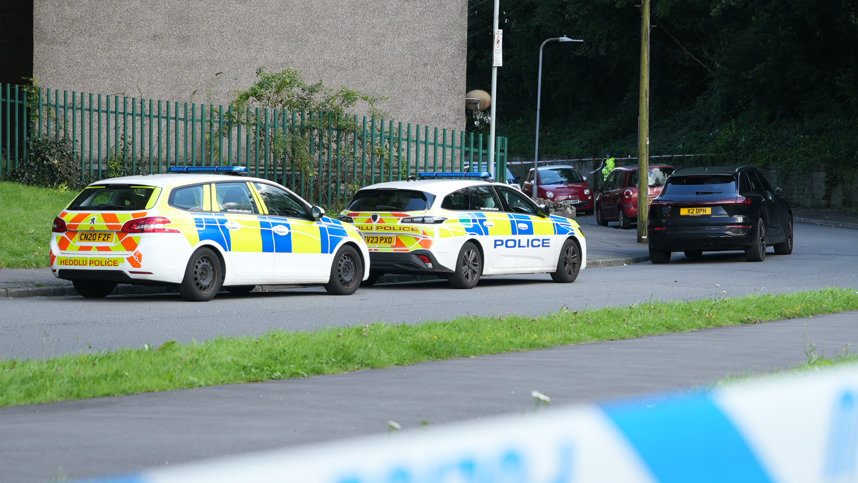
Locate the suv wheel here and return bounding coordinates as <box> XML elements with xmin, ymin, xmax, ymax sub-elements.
<box><xmin>649</xmin><ymin>247</ymin><xmax>671</xmax><ymax>264</ymax></box>
<box><xmin>774</xmin><ymin>215</ymin><xmax>793</xmax><ymax>255</ymax></box>
<box><xmin>618</xmin><ymin>208</ymin><xmax>632</xmax><ymax>229</ymax></box>
<box><xmin>745</xmin><ymin>218</ymin><xmax>767</xmax><ymax>262</ymax></box>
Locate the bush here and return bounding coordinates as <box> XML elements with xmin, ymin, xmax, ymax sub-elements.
<box><xmin>5</xmin><ymin>137</ymin><xmax>84</xmax><ymax>190</ymax></box>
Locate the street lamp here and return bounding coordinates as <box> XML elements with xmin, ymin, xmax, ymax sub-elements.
<box><xmin>533</xmin><ymin>36</ymin><xmax>583</xmax><ymax>198</ymax></box>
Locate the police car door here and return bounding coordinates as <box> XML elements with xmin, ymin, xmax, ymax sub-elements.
<box><xmin>466</xmin><ymin>185</ymin><xmax>516</xmax><ymax>271</ymax></box>
<box><xmin>497</xmin><ymin>186</ymin><xmax>556</xmax><ymax>269</ymax></box>
<box><xmin>212</xmin><ymin>181</ymin><xmax>273</xmax><ymax>278</ymax></box>
<box><xmin>252</xmin><ymin>182</ymin><xmax>331</xmax><ymax>282</ymax></box>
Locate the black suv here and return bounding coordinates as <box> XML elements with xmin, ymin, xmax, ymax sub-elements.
<box><xmin>647</xmin><ymin>166</ymin><xmax>793</xmax><ymax>263</ymax></box>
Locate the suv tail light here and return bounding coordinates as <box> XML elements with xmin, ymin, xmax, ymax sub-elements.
<box><xmin>52</xmin><ymin>217</ymin><xmax>68</xmax><ymax>233</ymax></box>
<box><xmin>121</xmin><ymin>217</ymin><xmax>180</xmax><ymax>233</ymax></box>
<box><xmin>623</xmin><ymin>189</ymin><xmax>634</xmax><ymax>199</ymax></box>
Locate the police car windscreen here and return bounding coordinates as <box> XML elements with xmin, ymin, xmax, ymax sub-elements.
<box><xmin>348</xmin><ymin>189</ymin><xmax>436</xmax><ymax>211</ymax></box>
<box><xmin>662</xmin><ymin>175</ymin><xmax>737</xmax><ymax>195</ymax></box>
<box><xmin>69</xmin><ymin>185</ymin><xmax>156</xmax><ymax>211</ymax></box>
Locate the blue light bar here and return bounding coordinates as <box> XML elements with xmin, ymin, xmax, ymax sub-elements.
<box><xmin>417</xmin><ymin>172</ymin><xmax>493</xmax><ymax>179</ymax></box>
<box><xmin>168</xmin><ymin>166</ymin><xmax>248</xmax><ymax>174</ymax></box>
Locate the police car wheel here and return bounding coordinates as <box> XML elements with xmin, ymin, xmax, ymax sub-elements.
<box><xmin>325</xmin><ymin>245</ymin><xmax>362</xmax><ymax>295</ymax></box>
<box><xmin>179</xmin><ymin>247</ymin><xmax>223</xmax><ymax>301</ymax></box>
<box><xmin>72</xmin><ymin>280</ymin><xmax>117</xmax><ymax>298</ymax></box>
<box><xmin>448</xmin><ymin>242</ymin><xmax>481</xmax><ymax>289</ymax></box>
<box><xmin>226</xmin><ymin>285</ymin><xmax>256</xmax><ymax>294</ymax></box>
<box><xmin>551</xmin><ymin>239</ymin><xmax>581</xmax><ymax>283</ymax></box>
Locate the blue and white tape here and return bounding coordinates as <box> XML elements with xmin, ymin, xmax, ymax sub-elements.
<box><xmin>82</xmin><ymin>365</ymin><xmax>858</xmax><ymax>483</ymax></box>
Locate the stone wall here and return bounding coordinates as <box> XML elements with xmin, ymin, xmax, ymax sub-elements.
<box><xmin>32</xmin><ymin>0</ymin><xmax>467</xmax><ymax>131</ymax></box>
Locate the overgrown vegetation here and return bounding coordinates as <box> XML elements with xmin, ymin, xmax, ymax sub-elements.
<box><xmin>1</xmin><ymin>288</ymin><xmax>855</xmax><ymax>406</ymax></box>
<box><xmin>227</xmin><ymin>67</ymin><xmax>395</xmax><ymax>211</ymax></box>
<box><xmin>0</xmin><ymin>182</ymin><xmax>76</xmax><ymax>268</ymax></box>
<box><xmin>467</xmin><ymin>0</ymin><xmax>858</xmax><ymax>205</ymax></box>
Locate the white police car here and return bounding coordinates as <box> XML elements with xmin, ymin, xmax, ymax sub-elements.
<box><xmin>339</xmin><ymin>172</ymin><xmax>586</xmax><ymax>288</ymax></box>
<box><xmin>50</xmin><ymin>167</ymin><xmax>370</xmax><ymax>301</ymax></box>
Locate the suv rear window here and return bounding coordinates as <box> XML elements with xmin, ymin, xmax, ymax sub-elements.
<box><xmin>348</xmin><ymin>189</ymin><xmax>435</xmax><ymax>212</ymax></box>
<box><xmin>68</xmin><ymin>185</ymin><xmax>156</xmax><ymax>211</ymax></box>
<box><xmin>662</xmin><ymin>175</ymin><xmax>737</xmax><ymax>195</ymax></box>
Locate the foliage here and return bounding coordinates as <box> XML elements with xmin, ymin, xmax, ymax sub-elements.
<box><xmin>1</xmin><ymin>288</ymin><xmax>856</xmax><ymax>406</ymax></box>
<box><xmin>466</xmin><ymin>0</ymin><xmax>858</xmax><ymax>204</ymax></box>
<box><xmin>0</xmin><ymin>182</ymin><xmax>77</xmax><ymax>268</ymax></box>
<box><xmin>4</xmin><ymin>138</ymin><xmax>83</xmax><ymax>191</ymax></box>
<box><xmin>228</xmin><ymin>68</ymin><xmax>395</xmax><ymax>208</ymax></box>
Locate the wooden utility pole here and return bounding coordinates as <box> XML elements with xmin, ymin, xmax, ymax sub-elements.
<box><xmin>637</xmin><ymin>0</ymin><xmax>651</xmax><ymax>244</ymax></box>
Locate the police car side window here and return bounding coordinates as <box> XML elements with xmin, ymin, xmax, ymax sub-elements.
<box><xmin>214</xmin><ymin>182</ymin><xmax>259</xmax><ymax>214</ymax></box>
<box><xmin>441</xmin><ymin>189</ymin><xmax>470</xmax><ymax>211</ymax></box>
<box><xmin>254</xmin><ymin>183</ymin><xmax>309</xmax><ymax>218</ymax></box>
<box><xmin>469</xmin><ymin>186</ymin><xmax>502</xmax><ymax>211</ymax></box>
<box><xmin>498</xmin><ymin>187</ymin><xmax>538</xmax><ymax>215</ymax></box>
<box><xmin>169</xmin><ymin>185</ymin><xmax>204</xmax><ymax>211</ymax></box>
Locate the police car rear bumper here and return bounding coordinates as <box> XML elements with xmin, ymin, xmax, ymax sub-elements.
<box><xmin>57</xmin><ymin>269</ymin><xmax>173</xmax><ymax>286</ymax></box>
<box><xmin>369</xmin><ymin>250</ymin><xmax>453</xmax><ymax>274</ymax></box>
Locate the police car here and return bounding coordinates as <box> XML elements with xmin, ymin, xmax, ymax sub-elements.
<box><xmin>339</xmin><ymin>172</ymin><xmax>587</xmax><ymax>288</ymax></box>
<box><xmin>50</xmin><ymin>167</ymin><xmax>370</xmax><ymax>301</ymax></box>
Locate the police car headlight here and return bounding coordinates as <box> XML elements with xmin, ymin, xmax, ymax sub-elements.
<box><xmin>546</xmin><ymin>191</ymin><xmax>555</xmax><ymax>199</ymax></box>
<box><xmin>402</xmin><ymin>216</ymin><xmax>448</xmax><ymax>224</ymax></box>
<box><xmin>584</xmin><ymin>189</ymin><xmax>591</xmax><ymax>195</ymax></box>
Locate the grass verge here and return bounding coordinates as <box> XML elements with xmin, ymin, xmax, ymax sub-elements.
<box><xmin>2</xmin><ymin>288</ymin><xmax>857</xmax><ymax>406</ymax></box>
<box><xmin>0</xmin><ymin>181</ymin><xmax>76</xmax><ymax>268</ymax></box>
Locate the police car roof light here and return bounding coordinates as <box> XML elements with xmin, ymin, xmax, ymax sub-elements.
<box><xmin>417</xmin><ymin>172</ymin><xmax>493</xmax><ymax>180</ymax></box>
<box><xmin>168</xmin><ymin>166</ymin><xmax>248</xmax><ymax>175</ymax></box>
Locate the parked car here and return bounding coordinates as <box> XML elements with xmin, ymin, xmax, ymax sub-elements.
<box><xmin>522</xmin><ymin>165</ymin><xmax>594</xmax><ymax>215</ymax></box>
<box><xmin>50</xmin><ymin>167</ymin><xmax>370</xmax><ymax>301</ymax></box>
<box><xmin>595</xmin><ymin>164</ymin><xmax>674</xmax><ymax>229</ymax></box>
<box><xmin>646</xmin><ymin>166</ymin><xmax>793</xmax><ymax>263</ymax></box>
<box><xmin>340</xmin><ymin>172</ymin><xmax>587</xmax><ymax>289</ymax></box>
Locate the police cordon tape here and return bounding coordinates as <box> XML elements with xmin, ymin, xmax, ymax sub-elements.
<box><xmin>507</xmin><ymin>154</ymin><xmax>714</xmax><ymax>165</ymax></box>
<box><xmin>80</xmin><ymin>365</ymin><xmax>858</xmax><ymax>483</ymax></box>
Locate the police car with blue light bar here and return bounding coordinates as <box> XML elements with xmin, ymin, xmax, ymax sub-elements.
<box><xmin>339</xmin><ymin>172</ymin><xmax>586</xmax><ymax>288</ymax></box>
<box><xmin>50</xmin><ymin>167</ymin><xmax>370</xmax><ymax>301</ymax></box>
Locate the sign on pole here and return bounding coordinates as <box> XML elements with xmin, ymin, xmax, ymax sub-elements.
<box><xmin>493</xmin><ymin>29</ymin><xmax>503</xmax><ymax>67</ymax></box>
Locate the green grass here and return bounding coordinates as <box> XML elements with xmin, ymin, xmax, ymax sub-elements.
<box><xmin>2</xmin><ymin>288</ymin><xmax>857</xmax><ymax>406</ymax></box>
<box><xmin>713</xmin><ymin>341</ymin><xmax>858</xmax><ymax>387</ymax></box>
<box><xmin>0</xmin><ymin>182</ymin><xmax>76</xmax><ymax>268</ymax></box>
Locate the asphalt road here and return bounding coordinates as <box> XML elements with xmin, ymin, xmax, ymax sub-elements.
<box><xmin>2</xmin><ymin>311</ymin><xmax>857</xmax><ymax>483</ymax></box>
<box><xmin>1</xmin><ymin>221</ymin><xmax>855</xmax><ymax>361</ymax></box>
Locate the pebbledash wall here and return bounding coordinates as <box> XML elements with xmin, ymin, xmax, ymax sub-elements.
<box><xmin>32</xmin><ymin>0</ymin><xmax>467</xmax><ymax>132</ymax></box>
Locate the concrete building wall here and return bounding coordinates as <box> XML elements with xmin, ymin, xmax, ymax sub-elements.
<box><xmin>33</xmin><ymin>0</ymin><xmax>467</xmax><ymax>131</ymax></box>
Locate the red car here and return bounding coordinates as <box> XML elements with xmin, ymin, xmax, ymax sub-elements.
<box><xmin>522</xmin><ymin>165</ymin><xmax>594</xmax><ymax>215</ymax></box>
<box><xmin>596</xmin><ymin>164</ymin><xmax>674</xmax><ymax>229</ymax></box>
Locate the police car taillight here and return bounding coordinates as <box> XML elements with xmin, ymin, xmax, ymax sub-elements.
<box><xmin>401</xmin><ymin>216</ymin><xmax>447</xmax><ymax>224</ymax></box>
<box><xmin>121</xmin><ymin>217</ymin><xmax>180</xmax><ymax>233</ymax></box>
<box><xmin>52</xmin><ymin>217</ymin><xmax>68</xmax><ymax>233</ymax></box>
<box><xmin>418</xmin><ymin>255</ymin><xmax>433</xmax><ymax>268</ymax></box>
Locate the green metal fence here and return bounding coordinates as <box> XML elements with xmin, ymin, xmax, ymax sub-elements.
<box><xmin>0</xmin><ymin>83</ymin><xmax>509</xmax><ymax>208</ymax></box>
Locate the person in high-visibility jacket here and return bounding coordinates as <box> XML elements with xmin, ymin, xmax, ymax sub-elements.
<box><xmin>602</xmin><ymin>154</ymin><xmax>616</xmax><ymax>178</ymax></box>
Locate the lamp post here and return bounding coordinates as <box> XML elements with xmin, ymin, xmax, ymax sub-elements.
<box><xmin>533</xmin><ymin>36</ymin><xmax>583</xmax><ymax>198</ymax></box>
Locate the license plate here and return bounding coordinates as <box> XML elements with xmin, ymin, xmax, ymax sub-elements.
<box><xmin>561</xmin><ymin>199</ymin><xmax>580</xmax><ymax>205</ymax></box>
<box><xmin>365</xmin><ymin>235</ymin><xmax>395</xmax><ymax>245</ymax></box>
<box><xmin>77</xmin><ymin>232</ymin><xmax>115</xmax><ymax>243</ymax></box>
<box><xmin>680</xmin><ymin>207</ymin><xmax>711</xmax><ymax>216</ymax></box>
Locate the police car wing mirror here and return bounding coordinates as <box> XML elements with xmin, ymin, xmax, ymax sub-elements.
<box><xmin>537</xmin><ymin>205</ymin><xmax>550</xmax><ymax>218</ymax></box>
<box><xmin>311</xmin><ymin>205</ymin><xmax>325</xmax><ymax>220</ymax></box>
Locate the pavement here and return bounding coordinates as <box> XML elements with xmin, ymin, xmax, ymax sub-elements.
<box><xmin>3</xmin><ymin>310</ymin><xmax>857</xmax><ymax>483</ymax></box>
<box><xmin>1</xmin><ymin>208</ymin><xmax>852</xmax><ymax>298</ymax></box>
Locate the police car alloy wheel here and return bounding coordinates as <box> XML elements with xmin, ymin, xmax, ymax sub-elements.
<box><xmin>550</xmin><ymin>239</ymin><xmax>581</xmax><ymax>283</ymax></box>
<box><xmin>448</xmin><ymin>241</ymin><xmax>481</xmax><ymax>289</ymax></box>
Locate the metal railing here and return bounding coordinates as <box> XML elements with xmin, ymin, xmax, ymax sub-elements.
<box><xmin>0</xmin><ymin>83</ymin><xmax>509</xmax><ymax>207</ymax></box>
